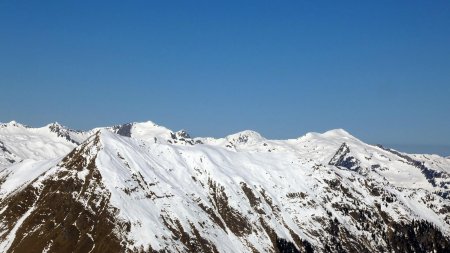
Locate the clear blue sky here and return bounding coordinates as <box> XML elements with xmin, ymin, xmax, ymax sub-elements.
<box><xmin>1</xmin><ymin>1</ymin><xmax>449</xmax><ymax>155</ymax></box>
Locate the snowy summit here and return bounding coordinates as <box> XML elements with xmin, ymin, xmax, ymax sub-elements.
<box><xmin>0</xmin><ymin>121</ymin><xmax>450</xmax><ymax>252</ymax></box>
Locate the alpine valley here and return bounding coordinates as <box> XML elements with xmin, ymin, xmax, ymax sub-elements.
<box><xmin>0</xmin><ymin>121</ymin><xmax>449</xmax><ymax>253</ymax></box>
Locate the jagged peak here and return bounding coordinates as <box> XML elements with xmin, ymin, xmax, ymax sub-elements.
<box><xmin>1</xmin><ymin>121</ymin><xmax>75</xmax><ymax>132</ymax></box>
<box><xmin>226</xmin><ymin>130</ymin><xmax>265</xmax><ymax>144</ymax></box>
<box><xmin>1</xmin><ymin>120</ymin><xmax>360</xmax><ymax>144</ymax></box>
<box><xmin>175</xmin><ymin>129</ymin><xmax>191</xmax><ymax>139</ymax></box>
<box><xmin>2</xmin><ymin>119</ymin><xmax>450</xmax><ymax>252</ymax></box>
<box><xmin>46</xmin><ymin>121</ymin><xmax>63</xmax><ymax>128</ymax></box>
<box><xmin>108</xmin><ymin>121</ymin><xmax>199</xmax><ymax>146</ymax></box>
<box><xmin>1</xmin><ymin>120</ymin><xmax>27</xmax><ymax>128</ymax></box>
<box><xmin>46</xmin><ymin>122</ymin><xmax>69</xmax><ymax>132</ymax></box>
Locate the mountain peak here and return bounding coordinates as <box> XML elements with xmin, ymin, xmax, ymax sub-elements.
<box><xmin>136</xmin><ymin>120</ymin><xmax>159</xmax><ymax>126</ymax></box>
<box><xmin>322</xmin><ymin>128</ymin><xmax>355</xmax><ymax>139</ymax></box>
<box><xmin>46</xmin><ymin>122</ymin><xmax>68</xmax><ymax>132</ymax></box>
<box><xmin>2</xmin><ymin>120</ymin><xmax>26</xmax><ymax>128</ymax></box>
<box><xmin>46</xmin><ymin>121</ymin><xmax>63</xmax><ymax>127</ymax></box>
<box><xmin>2</xmin><ymin>121</ymin><xmax>450</xmax><ymax>252</ymax></box>
<box><xmin>112</xmin><ymin>121</ymin><xmax>170</xmax><ymax>136</ymax></box>
<box><xmin>299</xmin><ymin>129</ymin><xmax>357</xmax><ymax>143</ymax></box>
<box><xmin>226</xmin><ymin>130</ymin><xmax>265</xmax><ymax>144</ymax></box>
<box><xmin>109</xmin><ymin>121</ymin><xmax>198</xmax><ymax>145</ymax></box>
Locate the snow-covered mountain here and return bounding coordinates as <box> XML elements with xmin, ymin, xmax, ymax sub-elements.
<box><xmin>1</xmin><ymin>121</ymin><xmax>449</xmax><ymax>253</ymax></box>
<box><xmin>0</xmin><ymin>121</ymin><xmax>90</xmax><ymax>167</ymax></box>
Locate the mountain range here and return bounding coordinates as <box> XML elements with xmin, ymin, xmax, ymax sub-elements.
<box><xmin>1</xmin><ymin>121</ymin><xmax>449</xmax><ymax>253</ymax></box>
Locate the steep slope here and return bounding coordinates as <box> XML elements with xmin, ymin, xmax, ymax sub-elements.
<box><xmin>0</xmin><ymin>132</ymin><xmax>125</xmax><ymax>253</ymax></box>
<box><xmin>0</xmin><ymin>122</ymin><xmax>449</xmax><ymax>252</ymax></box>
<box><xmin>0</xmin><ymin>121</ymin><xmax>90</xmax><ymax>167</ymax></box>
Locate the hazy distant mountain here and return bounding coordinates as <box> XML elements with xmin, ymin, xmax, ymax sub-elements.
<box><xmin>384</xmin><ymin>144</ymin><xmax>450</xmax><ymax>158</ymax></box>
<box><xmin>1</xmin><ymin>121</ymin><xmax>449</xmax><ymax>253</ymax></box>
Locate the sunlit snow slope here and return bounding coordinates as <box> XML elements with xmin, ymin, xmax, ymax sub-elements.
<box><xmin>0</xmin><ymin>121</ymin><xmax>449</xmax><ymax>253</ymax></box>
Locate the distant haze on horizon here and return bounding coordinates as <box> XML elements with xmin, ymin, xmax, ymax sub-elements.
<box><xmin>383</xmin><ymin>144</ymin><xmax>450</xmax><ymax>157</ymax></box>
<box><xmin>0</xmin><ymin>1</ymin><xmax>449</xmax><ymax>155</ymax></box>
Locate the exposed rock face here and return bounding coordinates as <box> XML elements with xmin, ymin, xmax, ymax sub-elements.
<box><xmin>0</xmin><ymin>133</ymin><xmax>128</xmax><ymax>253</ymax></box>
<box><xmin>48</xmin><ymin>122</ymin><xmax>81</xmax><ymax>145</ymax></box>
<box><xmin>0</xmin><ymin>141</ymin><xmax>17</xmax><ymax>165</ymax></box>
<box><xmin>329</xmin><ymin>143</ymin><xmax>361</xmax><ymax>171</ymax></box>
<box><xmin>1</xmin><ymin>122</ymin><xmax>450</xmax><ymax>252</ymax></box>
<box><xmin>112</xmin><ymin>123</ymin><xmax>134</xmax><ymax>137</ymax></box>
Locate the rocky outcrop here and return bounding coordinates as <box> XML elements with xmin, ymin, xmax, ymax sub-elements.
<box><xmin>1</xmin><ymin>124</ymin><xmax>450</xmax><ymax>252</ymax></box>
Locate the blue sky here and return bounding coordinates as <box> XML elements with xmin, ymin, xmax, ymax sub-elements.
<box><xmin>1</xmin><ymin>1</ymin><xmax>449</xmax><ymax>155</ymax></box>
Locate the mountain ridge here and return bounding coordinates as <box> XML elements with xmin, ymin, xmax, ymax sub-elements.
<box><xmin>1</xmin><ymin>120</ymin><xmax>450</xmax><ymax>252</ymax></box>
<box><xmin>1</xmin><ymin>120</ymin><xmax>447</xmax><ymax>157</ymax></box>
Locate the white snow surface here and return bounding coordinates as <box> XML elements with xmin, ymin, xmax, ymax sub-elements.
<box><xmin>0</xmin><ymin>121</ymin><xmax>89</xmax><ymax>167</ymax></box>
<box><xmin>1</xmin><ymin>121</ymin><xmax>450</xmax><ymax>252</ymax></box>
<box><xmin>93</xmin><ymin>128</ymin><xmax>450</xmax><ymax>250</ymax></box>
